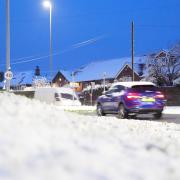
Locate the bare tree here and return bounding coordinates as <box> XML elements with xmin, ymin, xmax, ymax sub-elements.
<box><xmin>147</xmin><ymin>43</ymin><xmax>180</xmax><ymax>86</ymax></box>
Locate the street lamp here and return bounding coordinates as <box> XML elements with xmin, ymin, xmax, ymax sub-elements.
<box><xmin>43</xmin><ymin>1</ymin><xmax>51</xmax><ymax>8</ymax></box>
<box><xmin>43</xmin><ymin>0</ymin><xmax>53</xmax><ymax>83</ymax></box>
<box><xmin>6</xmin><ymin>0</ymin><xmax>11</xmax><ymax>91</ymax></box>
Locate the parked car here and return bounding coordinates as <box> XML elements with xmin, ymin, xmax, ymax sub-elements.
<box><xmin>96</xmin><ymin>82</ymin><xmax>166</xmax><ymax>119</ymax></box>
<box><xmin>34</xmin><ymin>87</ymin><xmax>81</xmax><ymax>106</ymax></box>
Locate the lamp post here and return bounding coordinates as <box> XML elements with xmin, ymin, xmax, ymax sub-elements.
<box><xmin>43</xmin><ymin>0</ymin><xmax>53</xmax><ymax>83</ymax></box>
<box><xmin>6</xmin><ymin>0</ymin><xmax>11</xmax><ymax>91</ymax></box>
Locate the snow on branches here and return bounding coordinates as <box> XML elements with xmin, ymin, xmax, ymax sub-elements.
<box><xmin>147</xmin><ymin>43</ymin><xmax>180</xmax><ymax>86</ymax></box>
<box><xmin>32</xmin><ymin>77</ymin><xmax>50</xmax><ymax>88</ymax></box>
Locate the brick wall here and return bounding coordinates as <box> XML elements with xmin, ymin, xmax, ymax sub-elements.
<box><xmin>159</xmin><ymin>87</ymin><xmax>180</xmax><ymax>106</ymax></box>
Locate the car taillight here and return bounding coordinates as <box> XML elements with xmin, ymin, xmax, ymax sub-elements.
<box><xmin>155</xmin><ymin>92</ymin><xmax>165</xmax><ymax>99</ymax></box>
<box><xmin>126</xmin><ymin>93</ymin><xmax>140</xmax><ymax>100</ymax></box>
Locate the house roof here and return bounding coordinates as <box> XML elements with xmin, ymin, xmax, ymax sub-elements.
<box><xmin>155</xmin><ymin>50</ymin><xmax>168</xmax><ymax>58</ymax></box>
<box><xmin>115</xmin><ymin>63</ymin><xmax>140</xmax><ymax>79</ymax></box>
<box><xmin>0</xmin><ymin>70</ymin><xmax>57</xmax><ymax>88</ymax></box>
<box><xmin>74</xmin><ymin>56</ymin><xmax>147</xmax><ymax>82</ymax></box>
<box><xmin>0</xmin><ymin>56</ymin><xmax>148</xmax><ymax>87</ymax></box>
<box><xmin>61</xmin><ymin>70</ymin><xmax>72</xmax><ymax>81</ymax></box>
<box><xmin>0</xmin><ymin>71</ymin><xmax>34</xmax><ymax>88</ymax></box>
<box><xmin>11</xmin><ymin>71</ymin><xmax>34</xmax><ymax>86</ymax></box>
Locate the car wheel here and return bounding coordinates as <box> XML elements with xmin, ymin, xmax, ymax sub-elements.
<box><xmin>118</xmin><ymin>104</ymin><xmax>128</xmax><ymax>119</ymax></box>
<box><xmin>97</xmin><ymin>104</ymin><xmax>106</xmax><ymax>116</ymax></box>
<box><xmin>154</xmin><ymin>112</ymin><xmax>162</xmax><ymax>119</ymax></box>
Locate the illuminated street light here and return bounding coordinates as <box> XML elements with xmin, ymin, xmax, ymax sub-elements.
<box><xmin>43</xmin><ymin>1</ymin><xmax>51</xmax><ymax>8</ymax></box>
<box><xmin>43</xmin><ymin>0</ymin><xmax>53</xmax><ymax>83</ymax></box>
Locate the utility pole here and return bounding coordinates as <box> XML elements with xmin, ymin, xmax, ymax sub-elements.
<box><xmin>103</xmin><ymin>72</ymin><xmax>106</xmax><ymax>93</ymax></box>
<box><xmin>131</xmin><ymin>21</ymin><xmax>134</xmax><ymax>81</ymax></box>
<box><xmin>49</xmin><ymin>1</ymin><xmax>53</xmax><ymax>83</ymax></box>
<box><xmin>6</xmin><ymin>0</ymin><xmax>11</xmax><ymax>91</ymax></box>
<box><xmin>72</xmin><ymin>72</ymin><xmax>75</xmax><ymax>101</ymax></box>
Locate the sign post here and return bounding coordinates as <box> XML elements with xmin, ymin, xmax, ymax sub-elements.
<box><xmin>4</xmin><ymin>70</ymin><xmax>13</xmax><ymax>91</ymax></box>
<box><xmin>5</xmin><ymin>70</ymin><xmax>13</xmax><ymax>80</ymax></box>
<box><xmin>6</xmin><ymin>0</ymin><xmax>11</xmax><ymax>91</ymax></box>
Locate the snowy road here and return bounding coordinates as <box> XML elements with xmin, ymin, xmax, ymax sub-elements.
<box><xmin>0</xmin><ymin>93</ymin><xmax>180</xmax><ymax>180</ymax></box>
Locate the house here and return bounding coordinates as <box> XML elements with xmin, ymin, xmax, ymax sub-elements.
<box><xmin>0</xmin><ymin>66</ymin><xmax>59</xmax><ymax>90</ymax></box>
<box><xmin>51</xmin><ymin>56</ymin><xmax>148</xmax><ymax>92</ymax></box>
<box><xmin>70</xmin><ymin>56</ymin><xmax>147</xmax><ymax>90</ymax></box>
<box><xmin>52</xmin><ymin>70</ymin><xmax>84</xmax><ymax>92</ymax></box>
<box><xmin>0</xmin><ymin>56</ymin><xmax>148</xmax><ymax>91</ymax></box>
<box><xmin>145</xmin><ymin>49</ymin><xmax>180</xmax><ymax>86</ymax></box>
<box><xmin>52</xmin><ymin>71</ymin><xmax>70</xmax><ymax>87</ymax></box>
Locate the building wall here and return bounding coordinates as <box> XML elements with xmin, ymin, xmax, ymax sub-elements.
<box><xmin>53</xmin><ymin>72</ymin><xmax>69</xmax><ymax>87</ymax></box>
<box><xmin>116</xmin><ymin>65</ymin><xmax>141</xmax><ymax>81</ymax></box>
<box><xmin>160</xmin><ymin>87</ymin><xmax>180</xmax><ymax>106</ymax></box>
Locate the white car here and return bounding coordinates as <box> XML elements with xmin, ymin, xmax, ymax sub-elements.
<box><xmin>34</xmin><ymin>87</ymin><xmax>81</xmax><ymax>106</ymax></box>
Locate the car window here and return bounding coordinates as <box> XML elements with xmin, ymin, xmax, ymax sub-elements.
<box><xmin>131</xmin><ymin>85</ymin><xmax>156</xmax><ymax>90</ymax></box>
<box><xmin>61</xmin><ymin>93</ymin><xmax>77</xmax><ymax>100</ymax></box>
<box><xmin>106</xmin><ymin>87</ymin><xmax>116</xmax><ymax>94</ymax></box>
<box><xmin>114</xmin><ymin>85</ymin><xmax>125</xmax><ymax>92</ymax></box>
<box><xmin>109</xmin><ymin>85</ymin><xmax>125</xmax><ymax>93</ymax></box>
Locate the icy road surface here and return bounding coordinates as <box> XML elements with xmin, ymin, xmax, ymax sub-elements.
<box><xmin>0</xmin><ymin>93</ymin><xmax>180</xmax><ymax>180</ymax></box>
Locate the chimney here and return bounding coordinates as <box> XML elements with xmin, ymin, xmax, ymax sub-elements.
<box><xmin>138</xmin><ymin>63</ymin><xmax>145</xmax><ymax>76</ymax></box>
<box><xmin>35</xmin><ymin>66</ymin><xmax>40</xmax><ymax>76</ymax></box>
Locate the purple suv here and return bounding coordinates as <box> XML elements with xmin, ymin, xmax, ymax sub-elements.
<box><xmin>96</xmin><ymin>82</ymin><xmax>166</xmax><ymax>119</ymax></box>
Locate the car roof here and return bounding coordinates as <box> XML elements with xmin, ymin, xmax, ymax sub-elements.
<box><xmin>111</xmin><ymin>81</ymin><xmax>156</xmax><ymax>88</ymax></box>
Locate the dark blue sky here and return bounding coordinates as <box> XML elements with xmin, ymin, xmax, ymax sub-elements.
<box><xmin>0</xmin><ymin>0</ymin><xmax>180</xmax><ymax>73</ymax></box>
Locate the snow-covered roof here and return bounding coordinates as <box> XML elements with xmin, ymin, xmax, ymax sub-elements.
<box><xmin>0</xmin><ymin>56</ymin><xmax>148</xmax><ymax>87</ymax></box>
<box><xmin>74</xmin><ymin>56</ymin><xmax>147</xmax><ymax>82</ymax></box>
<box><xmin>0</xmin><ymin>71</ymin><xmax>35</xmax><ymax>88</ymax></box>
<box><xmin>11</xmin><ymin>71</ymin><xmax>34</xmax><ymax>86</ymax></box>
<box><xmin>61</xmin><ymin>70</ymin><xmax>72</xmax><ymax>81</ymax></box>
<box><xmin>111</xmin><ymin>81</ymin><xmax>155</xmax><ymax>88</ymax></box>
<box><xmin>0</xmin><ymin>71</ymin><xmax>58</xmax><ymax>88</ymax></box>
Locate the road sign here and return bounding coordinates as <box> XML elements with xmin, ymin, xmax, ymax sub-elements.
<box><xmin>91</xmin><ymin>82</ymin><xmax>95</xmax><ymax>89</ymax></box>
<box><xmin>5</xmin><ymin>71</ymin><xmax>13</xmax><ymax>80</ymax></box>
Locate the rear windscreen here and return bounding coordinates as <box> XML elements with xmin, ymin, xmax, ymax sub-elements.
<box><xmin>131</xmin><ymin>85</ymin><xmax>157</xmax><ymax>90</ymax></box>
<box><xmin>61</xmin><ymin>93</ymin><xmax>77</xmax><ymax>100</ymax></box>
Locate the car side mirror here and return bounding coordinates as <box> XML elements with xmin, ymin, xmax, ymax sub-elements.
<box><xmin>105</xmin><ymin>93</ymin><xmax>112</xmax><ymax>97</ymax></box>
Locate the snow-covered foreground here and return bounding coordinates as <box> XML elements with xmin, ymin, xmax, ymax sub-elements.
<box><xmin>0</xmin><ymin>93</ymin><xmax>180</xmax><ymax>180</ymax></box>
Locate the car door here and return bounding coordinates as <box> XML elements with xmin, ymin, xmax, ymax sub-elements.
<box><xmin>101</xmin><ymin>89</ymin><xmax>115</xmax><ymax>111</ymax></box>
<box><xmin>111</xmin><ymin>85</ymin><xmax>125</xmax><ymax>111</ymax></box>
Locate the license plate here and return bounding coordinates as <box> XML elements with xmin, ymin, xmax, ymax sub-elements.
<box><xmin>141</xmin><ymin>97</ymin><xmax>155</xmax><ymax>102</ymax></box>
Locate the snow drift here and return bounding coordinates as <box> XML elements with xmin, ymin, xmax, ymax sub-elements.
<box><xmin>0</xmin><ymin>93</ymin><xmax>180</xmax><ymax>180</ymax></box>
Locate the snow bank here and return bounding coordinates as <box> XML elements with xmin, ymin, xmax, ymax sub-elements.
<box><xmin>0</xmin><ymin>93</ymin><xmax>180</xmax><ymax>180</ymax></box>
<box><xmin>163</xmin><ymin>106</ymin><xmax>180</xmax><ymax>114</ymax></box>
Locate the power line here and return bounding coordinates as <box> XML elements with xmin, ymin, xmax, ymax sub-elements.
<box><xmin>0</xmin><ymin>34</ymin><xmax>107</xmax><ymax>67</ymax></box>
<box><xmin>136</xmin><ymin>25</ymin><xmax>180</xmax><ymax>29</ymax></box>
